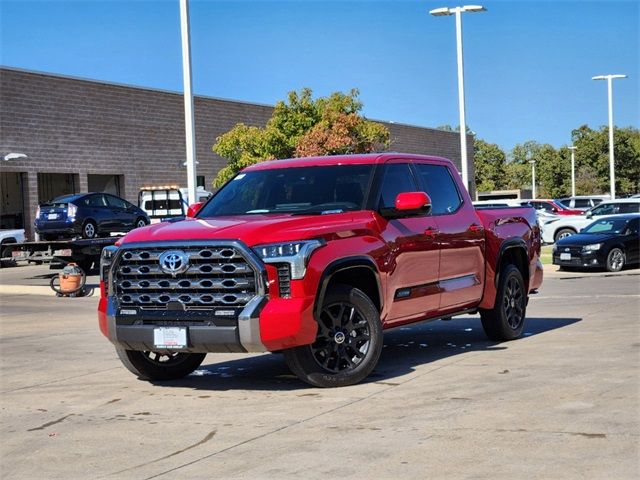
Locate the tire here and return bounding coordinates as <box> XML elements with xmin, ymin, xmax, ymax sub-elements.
<box><xmin>283</xmin><ymin>284</ymin><xmax>383</xmax><ymax>388</ymax></box>
<box><xmin>116</xmin><ymin>347</ymin><xmax>206</xmax><ymax>381</ymax></box>
<box><xmin>134</xmin><ymin>217</ymin><xmax>148</xmax><ymax>229</ymax></box>
<box><xmin>555</xmin><ymin>228</ymin><xmax>575</xmax><ymax>242</ymax></box>
<box><xmin>480</xmin><ymin>264</ymin><xmax>527</xmax><ymax>341</ymax></box>
<box><xmin>82</xmin><ymin>220</ymin><xmax>98</xmax><ymax>239</ymax></box>
<box><xmin>606</xmin><ymin>248</ymin><xmax>625</xmax><ymax>272</ymax></box>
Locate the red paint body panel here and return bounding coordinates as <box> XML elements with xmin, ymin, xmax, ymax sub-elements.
<box><xmin>99</xmin><ymin>153</ymin><xmax>542</xmax><ymax>351</ymax></box>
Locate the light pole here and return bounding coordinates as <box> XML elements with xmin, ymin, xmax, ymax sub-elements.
<box><xmin>568</xmin><ymin>145</ymin><xmax>577</xmax><ymax>197</ymax></box>
<box><xmin>592</xmin><ymin>74</ymin><xmax>627</xmax><ymax>199</ymax></box>
<box><xmin>179</xmin><ymin>0</ymin><xmax>198</xmax><ymax>205</ymax></box>
<box><xmin>529</xmin><ymin>160</ymin><xmax>536</xmax><ymax>199</ymax></box>
<box><xmin>429</xmin><ymin>5</ymin><xmax>486</xmax><ymax>192</ymax></box>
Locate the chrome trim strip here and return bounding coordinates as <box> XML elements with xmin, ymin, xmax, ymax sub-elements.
<box><xmin>238</xmin><ymin>295</ymin><xmax>268</xmax><ymax>352</ymax></box>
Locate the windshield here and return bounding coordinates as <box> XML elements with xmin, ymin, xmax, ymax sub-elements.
<box><xmin>582</xmin><ymin>218</ymin><xmax>629</xmax><ymax>234</ymax></box>
<box><xmin>198</xmin><ymin>164</ymin><xmax>374</xmax><ymax>217</ymax></box>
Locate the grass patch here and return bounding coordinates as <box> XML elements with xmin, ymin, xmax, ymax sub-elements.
<box><xmin>540</xmin><ymin>245</ymin><xmax>553</xmax><ymax>265</ymax></box>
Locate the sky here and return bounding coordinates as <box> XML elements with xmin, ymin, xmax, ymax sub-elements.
<box><xmin>1</xmin><ymin>0</ymin><xmax>638</xmax><ymax>151</ymax></box>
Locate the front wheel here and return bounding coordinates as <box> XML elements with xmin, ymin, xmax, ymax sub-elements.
<box><xmin>284</xmin><ymin>284</ymin><xmax>382</xmax><ymax>388</ymax></box>
<box><xmin>555</xmin><ymin>228</ymin><xmax>575</xmax><ymax>242</ymax></box>
<box><xmin>480</xmin><ymin>264</ymin><xmax>527</xmax><ymax>341</ymax></box>
<box><xmin>606</xmin><ymin>248</ymin><xmax>625</xmax><ymax>272</ymax></box>
<box><xmin>134</xmin><ymin>217</ymin><xmax>148</xmax><ymax>229</ymax></box>
<box><xmin>116</xmin><ymin>348</ymin><xmax>206</xmax><ymax>381</ymax></box>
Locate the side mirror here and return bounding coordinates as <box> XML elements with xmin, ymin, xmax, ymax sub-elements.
<box><xmin>394</xmin><ymin>192</ymin><xmax>432</xmax><ymax>216</ymax></box>
<box><xmin>586</xmin><ymin>212</ymin><xmax>593</xmax><ymax>219</ymax></box>
<box><xmin>186</xmin><ymin>202</ymin><xmax>204</xmax><ymax>218</ymax></box>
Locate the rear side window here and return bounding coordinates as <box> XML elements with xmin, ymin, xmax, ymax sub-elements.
<box><xmin>378</xmin><ymin>164</ymin><xmax>417</xmax><ymax>210</ymax></box>
<box><xmin>415</xmin><ymin>164</ymin><xmax>462</xmax><ymax>215</ymax></box>
<box><xmin>619</xmin><ymin>203</ymin><xmax>640</xmax><ymax>214</ymax></box>
<box><xmin>574</xmin><ymin>199</ymin><xmax>591</xmax><ymax>208</ymax></box>
<box><xmin>106</xmin><ymin>195</ymin><xmax>127</xmax><ymax>209</ymax></box>
<box><xmin>85</xmin><ymin>195</ymin><xmax>107</xmax><ymax>207</ymax></box>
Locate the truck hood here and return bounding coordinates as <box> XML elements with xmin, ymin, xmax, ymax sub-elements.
<box><xmin>119</xmin><ymin>212</ymin><xmax>375</xmax><ymax>247</ymax></box>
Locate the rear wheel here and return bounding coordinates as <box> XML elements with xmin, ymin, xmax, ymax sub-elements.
<box><xmin>82</xmin><ymin>220</ymin><xmax>97</xmax><ymax>239</ymax></box>
<box><xmin>606</xmin><ymin>248</ymin><xmax>625</xmax><ymax>272</ymax></box>
<box><xmin>480</xmin><ymin>264</ymin><xmax>527</xmax><ymax>341</ymax></box>
<box><xmin>116</xmin><ymin>348</ymin><xmax>206</xmax><ymax>381</ymax></box>
<box><xmin>284</xmin><ymin>284</ymin><xmax>382</xmax><ymax>388</ymax></box>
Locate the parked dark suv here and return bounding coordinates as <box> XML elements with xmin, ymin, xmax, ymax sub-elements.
<box><xmin>35</xmin><ymin>193</ymin><xmax>149</xmax><ymax>240</ymax></box>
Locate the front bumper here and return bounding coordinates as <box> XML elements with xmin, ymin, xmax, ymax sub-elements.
<box><xmin>98</xmin><ymin>294</ymin><xmax>317</xmax><ymax>353</ymax></box>
<box><xmin>552</xmin><ymin>251</ymin><xmax>603</xmax><ymax>268</ymax></box>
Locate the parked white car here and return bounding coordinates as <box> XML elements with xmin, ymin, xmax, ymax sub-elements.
<box><xmin>541</xmin><ymin>199</ymin><xmax>640</xmax><ymax>243</ymax></box>
<box><xmin>0</xmin><ymin>228</ymin><xmax>26</xmax><ymax>267</ymax></box>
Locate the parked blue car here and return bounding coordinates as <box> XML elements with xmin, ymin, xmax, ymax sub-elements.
<box><xmin>35</xmin><ymin>193</ymin><xmax>150</xmax><ymax>240</ymax></box>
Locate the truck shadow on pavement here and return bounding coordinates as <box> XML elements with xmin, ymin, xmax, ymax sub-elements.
<box><xmin>152</xmin><ymin>315</ymin><xmax>581</xmax><ymax>391</ymax></box>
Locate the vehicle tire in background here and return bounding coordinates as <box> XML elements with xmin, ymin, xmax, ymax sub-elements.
<box><xmin>82</xmin><ymin>220</ymin><xmax>98</xmax><ymax>239</ymax></box>
<box><xmin>555</xmin><ymin>228</ymin><xmax>575</xmax><ymax>242</ymax></box>
<box><xmin>0</xmin><ymin>243</ymin><xmax>16</xmax><ymax>268</ymax></box>
<box><xmin>135</xmin><ymin>217</ymin><xmax>148</xmax><ymax>229</ymax></box>
<box><xmin>480</xmin><ymin>264</ymin><xmax>527</xmax><ymax>341</ymax></box>
<box><xmin>283</xmin><ymin>284</ymin><xmax>382</xmax><ymax>388</ymax></box>
<box><xmin>606</xmin><ymin>248</ymin><xmax>625</xmax><ymax>272</ymax></box>
<box><xmin>116</xmin><ymin>348</ymin><xmax>206</xmax><ymax>381</ymax></box>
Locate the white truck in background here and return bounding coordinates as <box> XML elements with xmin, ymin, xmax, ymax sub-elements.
<box><xmin>138</xmin><ymin>186</ymin><xmax>212</xmax><ymax>223</ymax></box>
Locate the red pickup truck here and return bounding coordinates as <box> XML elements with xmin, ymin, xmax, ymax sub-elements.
<box><xmin>98</xmin><ymin>153</ymin><xmax>543</xmax><ymax>387</ymax></box>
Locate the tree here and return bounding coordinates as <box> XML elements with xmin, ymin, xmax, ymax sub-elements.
<box><xmin>212</xmin><ymin>88</ymin><xmax>390</xmax><ymax>187</ymax></box>
<box><xmin>473</xmin><ymin>139</ymin><xmax>507</xmax><ymax>192</ymax></box>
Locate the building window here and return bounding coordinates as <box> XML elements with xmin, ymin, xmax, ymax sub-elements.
<box><xmin>197</xmin><ymin>175</ymin><xmax>205</xmax><ymax>188</ymax></box>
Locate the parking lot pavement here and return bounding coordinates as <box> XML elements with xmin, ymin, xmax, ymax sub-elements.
<box><xmin>1</xmin><ymin>265</ymin><xmax>639</xmax><ymax>479</ymax></box>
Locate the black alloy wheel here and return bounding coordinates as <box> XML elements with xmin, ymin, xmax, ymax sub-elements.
<box><xmin>606</xmin><ymin>248</ymin><xmax>625</xmax><ymax>272</ymax></box>
<box><xmin>116</xmin><ymin>347</ymin><xmax>206</xmax><ymax>381</ymax></box>
<box><xmin>480</xmin><ymin>264</ymin><xmax>527</xmax><ymax>341</ymax></box>
<box><xmin>503</xmin><ymin>276</ymin><xmax>525</xmax><ymax>330</ymax></box>
<box><xmin>284</xmin><ymin>284</ymin><xmax>382</xmax><ymax>388</ymax></box>
<box><xmin>311</xmin><ymin>301</ymin><xmax>371</xmax><ymax>374</ymax></box>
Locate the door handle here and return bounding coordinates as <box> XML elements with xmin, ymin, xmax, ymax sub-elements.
<box><xmin>469</xmin><ymin>224</ymin><xmax>484</xmax><ymax>232</ymax></box>
<box><xmin>424</xmin><ymin>227</ymin><xmax>439</xmax><ymax>238</ymax></box>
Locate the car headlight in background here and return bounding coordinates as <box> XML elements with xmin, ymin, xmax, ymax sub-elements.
<box><xmin>253</xmin><ymin>239</ymin><xmax>324</xmax><ymax>279</ymax></box>
<box><xmin>582</xmin><ymin>243</ymin><xmax>603</xmax><ymax>252</ymax></box>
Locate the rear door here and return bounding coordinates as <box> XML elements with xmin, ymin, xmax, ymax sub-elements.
<box><xmin>374</xmin><ymin>161</ymin><xmax>441</xmax><ymax>323</ymax></box>
<box><xmin>414</xmin><ymin>162</ymin><xmax>485</xmax><ymax>310</ymax></box>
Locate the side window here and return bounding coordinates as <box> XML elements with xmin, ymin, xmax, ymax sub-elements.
<box><xmin>378</xmin><ymin>164</ymin><xmax>417</xmax><ymax>210</ymax></box>
<box><xmin>415</xmin><ymin>164</ymin><xmax>462</xmax><ymax>215</ymax></box>
<box><xmin>628</xmin><ymin>218</ymin><xmax>640</xmax><ymax>233</ymax></box>
<box><xmin>619</xmin><ymin>203</ymin><xmax>640</xmax><ymax>214</ymax></box>
<box><xmin>590</xmin><ymin>203</ymin><xmax>615</xmax><ymax>216</ymax></box>
<box><xmin>106</xmin><ymin>195</ymin><xmax>127</xmax><ymax>209</ymax></box>
<box><xmin>87</xmin><ymin>194</ymin><xmax>107</xmax><ymax>207</ymax></box>
<box><xmin>574</xmin><ymin>199</ymin><xmax>591</xmax><ymax>208</ymax></box>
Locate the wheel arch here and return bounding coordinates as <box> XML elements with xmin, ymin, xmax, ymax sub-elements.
<box><xmin>313</xmin><ymin>256</ymin><xmax>383</xmax><ymax>320</ymax></box>
<box><xmin>554</xmin><ymin>225</ymin><xmax>577</xmax><ymax>241</ymax></box>
<box><xmin>496</xmin><ymin>239</ymin><xmax>529</xmax><ymax>290</ymax></box>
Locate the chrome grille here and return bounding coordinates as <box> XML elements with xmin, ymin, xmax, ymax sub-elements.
<box><xmin>113</xmin><ymin>244</ymin><xmax>259</xmax><ymax>310</ymax></box>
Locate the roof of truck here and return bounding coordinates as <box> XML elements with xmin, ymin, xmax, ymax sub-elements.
<box><xmin>242</xmin><ymin>153</ymin><xmax>453</xmax><ymax>171</ymax></box>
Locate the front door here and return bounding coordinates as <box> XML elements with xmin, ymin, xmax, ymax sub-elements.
<box><xmin>375</xmin><ymin>162</ymin><xmax>441</xmax><ymax>324</ymax></box>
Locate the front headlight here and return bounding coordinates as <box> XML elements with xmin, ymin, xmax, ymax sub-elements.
<box><xmin>253</xmin><ymin>239</ymin><xmax>324</xmax><ymax>279</ymax></box>
<box><xmin>100</xmin><ymin>245</ymin><xmax>119</xmax><ymax>283</ymax></box>
<box><xmin>582</xmin><ymin>243</ymin><xmax>603</xmax><ymax>252</ymax></box>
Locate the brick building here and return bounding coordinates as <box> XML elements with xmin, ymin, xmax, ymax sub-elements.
<box><xmin>0</xmin><ymin>67</ymin><xmax>474</xmax><ymax>239</ymax></box>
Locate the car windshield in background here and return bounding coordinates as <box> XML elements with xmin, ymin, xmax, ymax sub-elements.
<box><xmin>198</xmin><ymin>165</ymin><xmax>373</xmax><ymax>217</ymax></box>
<box><xmin>583</xmin><ymin>218</ymin><xmax>629</xmax><ymax>234</ymax></box>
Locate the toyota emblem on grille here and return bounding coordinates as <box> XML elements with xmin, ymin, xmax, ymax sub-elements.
<box><xmin>159</xmin><ymin>250</ymin><xmax>190</xmax><ymax>276</ymax></box>
<box><xmin>564</xmin><ymin>248</ymin><xmax>570</xmax><ymax>252</ymax></box>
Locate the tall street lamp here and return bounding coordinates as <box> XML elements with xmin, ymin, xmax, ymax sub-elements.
<box><xmin>429</xmin><ymin>5</ymin><xmax>486</xmax><ymax>192</ymax></box>
<box><xmin>179</xmin><ymin>0</ymin><xmax>198</xmax><ymax>205</ymax></box>
<box><xmin>592</xmin><ymin>74</ymin><xmax>627</xmax><ymax>199</ymax></box>
<box><xmin>529</xmin><ymin>160</ymin><xmax>536</xmax><ymax>199</ymax></box>
<box><xmin>568</xmin><ymin>145</ymin><xmax>577</xmax><ymax>197</ymax></box>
